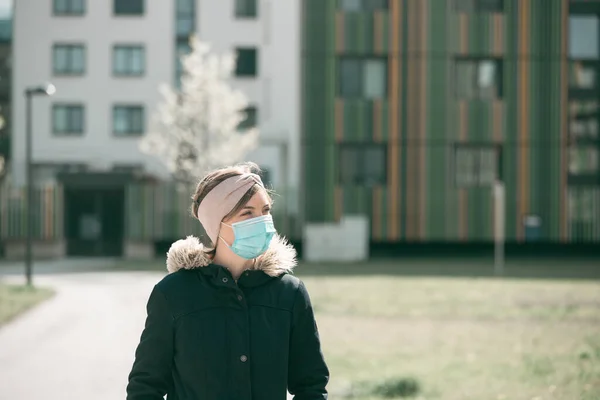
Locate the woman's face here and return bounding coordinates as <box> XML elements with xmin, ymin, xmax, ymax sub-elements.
<box><xmin>219</xmin><ymin>189</ymin><xmax>272</xmax><ymax>246</ymax></box>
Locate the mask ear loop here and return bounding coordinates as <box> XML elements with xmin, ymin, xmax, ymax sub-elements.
<box><xmin>218</xmin><ymin>221</ymin><xmax>233</xmax><ymax>248</ymax></box>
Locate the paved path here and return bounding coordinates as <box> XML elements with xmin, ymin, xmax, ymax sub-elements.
<box><xmin>0</xmin><ymin>266</ymin><xmax>160</xmax><ymax>399</ymax></box>
<box><xmin>0</xmin><ymin>261</ymin><xmax>294</xmax><ymax>399</ymax></box>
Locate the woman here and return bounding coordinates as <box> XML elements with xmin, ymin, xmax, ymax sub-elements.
<box><xmin>126</xmin><ymin>163</ymin><xmax>329</xmax><ymax>400</ymax></box>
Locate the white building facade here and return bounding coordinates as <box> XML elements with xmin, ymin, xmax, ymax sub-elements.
<box><xmin>12</xmin><ymin>0</ymin><xmax>301</xmax><ymax>206</ymax></box>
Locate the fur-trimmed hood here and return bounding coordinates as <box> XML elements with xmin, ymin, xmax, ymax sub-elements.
<box><xmin>166</xmin><ymin>234</ymin><xmax>297</xmax><ymax>277</ymax></box>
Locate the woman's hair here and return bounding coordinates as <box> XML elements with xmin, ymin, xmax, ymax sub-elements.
<box><xmin>191</xmin><ymin>162</ymin><xmax>273</xmax><ymax>252</ymax></box>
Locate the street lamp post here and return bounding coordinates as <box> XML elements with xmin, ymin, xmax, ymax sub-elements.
<box><xmin>24</xmin><ymin>83</ymin><xmax>55</xmax><ymax>286</ymax></box>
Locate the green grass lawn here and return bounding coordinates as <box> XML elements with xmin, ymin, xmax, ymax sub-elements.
<box><xmin>117</xmin><ymin>257</ymin><xmax>600</xmax><ymax>399</ymax></box>
<box><xmin>299</xmin><ymin>274</ymin><xmax>600</xmax><ymax>400</ymax></box>
<box><xmin>0</xmin><ymin>283</ymin><xmax>55</xmax><ymax>326</ymax></box>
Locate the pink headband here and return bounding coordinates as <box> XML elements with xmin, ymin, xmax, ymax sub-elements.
<box><xmin>197</xmin><ymin>173</ymin><xmax>264</xmax><ymax>244</ymax></box>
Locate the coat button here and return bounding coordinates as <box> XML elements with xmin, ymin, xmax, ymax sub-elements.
<box><xmin>240</xmin><ymin>355</ymin><xmax>248</xmax><ymax>362</ymax></box>
<box><xmin>237</xmin><ymin>294</ymin><xmax>243</xmax><ymax>301</ymax></box>
<box><xmin>222</xmin><ymin>277</ymin><xmax>228</xmax><ymax>283</ymax></box>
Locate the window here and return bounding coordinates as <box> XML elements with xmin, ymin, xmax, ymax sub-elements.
<box><xmin>258</xmin><ymin>167</ymin><xmax>272</xmax><ymax>187</ymax></box>
<box><xmin>53</xmin><ymin>104</ymin><xmax>84</xmax><ymax>135</ymax></box>
<box><xmin>569</xmin><ymin>15</ymin><xmax>599</xmax><ymax>60</ymax></box>
<box><xmin>339</xmin><ymin>58</ymin><xmax>387</xmax><ymax>99</ymax></box>
<box><xmin>338</xmin><ymin>0</ymin><xmax>388</xmax><ymax>11</ymax></box>
<box><xmin>53</xmin><ymin>44</ymin><xmax>85</xmax><ymax>75</ymax></box>
<box><xmin>454</xmin><ymin>144</ymin><xmax>501</xmax><ymax>187</ymax></box>
<box><xmin>454</xmin><ymin>0</ymin><xmax>503</xmax><ymax>13</ymax></box>
<box><xmin>113</xmin><ymin>45</ymin><xmax>145</xmax><ymax>76</ymax></box>
<box><xmin>176</xmin><ymin>39</ymin><xmax>192</xmax><ymax>84</ymax></box>
<box><xmin>235</xmin><ymin>48</ymin><xmax>258</xmax><ymax>77</ymax></box>
<box><xmin>569</xmin><ymin>101</ymin><xmax>599</xmax><ymax>141</ymax></box>
<box><xmin>54</xmin><ymin>0</ymin><xmax>85</xmax><ymax>15</ymax></box>
<box><xmin>235</xmin><ymin>0</ymin><xmax>257</xmax><ymax>18</ymax></box>
<box><xmin>568</xmin><ymin>101</ymin><xmax>600</xmax><ymax>185</ymax></box>
<box><xmin>568</xmin><ymin>188</ymin><xmax>598</xmax><ymax>223</ymax></box>
<box><xmin>339</xmin><ymin>144</ymin><xmax>387</xmax><ymax>186</ymax></box>
<box><xmin>113</xmin><ymin>106</ymin><xmax>144</xmax><ymax>135</ymax></box>
<box><xmin>569</xmin><ymin>146</ymin><xmax>599</xmax><ymax>175</ymax></box>
<box><xmin>455</xmin><ymin>58</ymin><xmax>502</xmax><ymax>99</ymax></box>
<box><xmin>569</xmin><ymin>61</ymin><xmax>597</xmax><ymax>91</ymax></box>
<box><xmin>238</xmin><ymin>106</ymin><xmax>258</xmax><ymax>131</ymax></box>
<box><xmin>114</xmin><ymin>0</ymin><xmax>144</xmax><ymax>15</ymax></box>
<box><xmin>176</xmin><ymin>0</ymin><xmax>195</xmax><ymax>37</ymax></box>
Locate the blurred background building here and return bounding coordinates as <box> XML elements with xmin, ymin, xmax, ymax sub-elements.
<box><xmin>1</xmin><ymin>0</ymin><xmax>599</xmax><ymax>260</ymax></box>
<box><xmin>303</xmin><ymin>0</ymin><xmax>600</xmax><ymax>253</ymax></box>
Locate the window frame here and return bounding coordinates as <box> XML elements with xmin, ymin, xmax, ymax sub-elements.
<box><xmin>53</xmin><ymin>0</ymin><xmax>86</xmax><ymax>16</ymax></box>
<box><xmin>112</xmin><ymin>105</ymin><xmax>145</xmax><ymax>136</ymax></box>
<box><xmin>112</xmin><ymin>44</ymin><xmax>146</xmax><ymax>77</ymax></box>
<box><xmin>338</xmin><ymin>142</ymin><xmax>388</xmax><ymax>186</ymax></box>
<box><xmin>235</xmin><ymin>0</ymin><xmax>258</xmax><ymax>18</ymax></box>
<box><xmin>235</xmin><ymin>47</ymin><xmax>258</xmax><ymax>77</ymax></box>
<box><xmin>52</xmin><ymin>43</ymin><xmax>86</xmax><ymax>76</ymax></box>
<box><xmin>113</xmin><ymin>0</ymin><xmax>145</xmax><ymax>16</ymax></box>
<box><xmin>52</xmin><ymin>103</ymin><xmax>85</xmax><ymax>136</ymax></box>
<box><xmin>338</xmin><ymin>56</ymin><xmax>388</xmax><ymax>99</ymax></box>
<box><xmin>452</xmin><ymin>142</ymin><xmax>503</xmax><ymax>188</ymax></box>
<box><xmin>454</xmin><ymin>56</ymin><xmax>504</xmax><ymax>100</ymax></box>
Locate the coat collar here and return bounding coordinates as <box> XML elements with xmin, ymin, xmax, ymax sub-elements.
<box><xmin>165</xmin><ymin>234</ymin><xmax>297</xmax><ymax>277</ymax></box>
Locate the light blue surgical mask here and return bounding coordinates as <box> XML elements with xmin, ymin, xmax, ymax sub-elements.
<box><xmin>219</xmin><ymin>215</ymin><xmax>276</xmax><ymax>259</ymax></box>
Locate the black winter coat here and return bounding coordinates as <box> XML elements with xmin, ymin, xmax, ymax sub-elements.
<box><xmin>126</xmin><ymin>235</ymin><xmax>329</xmax><ymax>400</ymax></box>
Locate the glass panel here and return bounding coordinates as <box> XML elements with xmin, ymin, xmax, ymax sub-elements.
<box><xmin>340</xmin><ymin>0</ymin><xmax>362</xmax><ymax>11</ymax></box>
<box><xmin>569</xmin><ymin>189</ymin><xmax>594</xmax><ymax>222</ymax></box>
<box><xmin>53</xmin><ymin>106</ymin><xmax>67</xmax><ymax>132</ymax></box>
<box><xmin>176</xmin><ymin>0</ymin><xmax>194</xmax><ymax>14</ymax></box>
<box><xmin>339</xmin><ymin>59</ymin><xmax>361</xmax><ymax>97</ymax></box>
<box><xmin>235</xmin><ymin>48</ymin><xmax>257</xmax><ymax>76</ymax></box>
<box><xmin>70</xmin><ymin>106</ymin><xmax>83</xmax><ymax>132</ymax></box>
<box><xmin>569</xmin><ymin>15</ymin><xmax>599</xmax><ymax>60</ymax></box>
<box><xmin>455</xmin><ymin>61</ymin><xmax>475</xmax><ymax>99</ymax></box>
<box><xmin>113</xmin><ymin>107</ymin><xmax>127</xmax><ymax>133</ymax></box>
<box><xmin>238</xmin><ymin>107</ymin><xmax>258</xmax><ymax>130</ymax></box>
<box><xmin>176</xmin><ymin>17</ymin><xmax>194</xmax><ymax>36</ymax></box>
<box><xmin>478</xmin><ymin>60</ymin><xmax>497</xmax><ymax>99</ymax></box>
<box><xmin>114</xmin><ymin>47</ymin><xmax>127</xmax><ymax>74</ymax></box>
<box><xmin>363</xmin><ymin>59</ymin><xmax>386</xmax><ymax>99</ymax></box>
<box><xmin>340</xmin><ymin>147</ymin><xmax>361</xmax><ymax>184</ymax></box>
<box><xmin>569</xmin><ymin>62</ymin><xmax>596</xmax><ymax>89</ymax></box>
<box><xmin>568</xmin><ymin>146</ymin><xmax>599</xmax><ymax>174</ymax></box>
<box><xmin>131</xmin><ymin>108</ymin><xmax>144</xmax><ymax>132</ymax></box>
<box><xmin>114</xmin><ymin>0</ymin><xmax>144</xmax><ymax>14</ymax></box>
<box><xmin>53</xmin><ymin>46</ymin><xmax>68</xmax><ymax>73</ymax></box>
<box><xmin>54</xmin><ymin>0</ymin><xmax>68</xmax><ymax>13</ymax></box>
<box><xmin>455</xmin><ymin>147</ymin><xmax>477</xmax><ymax>186</ymax></box>
<box><xmin>478</xmin><ymin>148</ymin><xmax>497</xmax><ymax>185</ymax></box>
<box><xmin>364</xmin><ymin>146</ymin><xmax>386</xmax><ymax>185</ymax></box>
<box><xmin>72</xmin><ymin>0</ymin><xmax>85</xmax><ymax>13</ymax></box>
<box><xmin>71</xmin><ymin>46</ymin><xmax>84</xmax><ymax>73</ymax></box>
<box><xmin>130</xmin><ymin>47</ymin><xmax>144</xmax><ymax>74</ymax></box>
<box><xmin>235</xmin><ymin>0</ymin><xmax>257</xmax><ymax>17</ymax></box>
<box><xmin>570</xmin><ymin>101</ymin><xmax>599</xmax><ymax>140</ymax></box>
